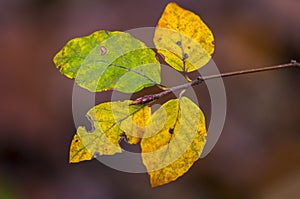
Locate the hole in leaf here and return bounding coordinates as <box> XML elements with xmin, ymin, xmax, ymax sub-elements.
<box><xmin>100</xmin><ymin>46</ymin><xmax>107</xmax><ymax>55</ymax></box>
<box><xmin>176</xmin><ymin>41</ymin><xmax>182</xmax><ymax>47</ymax></box>
<box><xmin>183</xmin><ymin>53</ymin><xmax>188</xmax><ymax>59</ymax></box>
<box><xmin>83</xmin><ymin>115</ymin><xmax>95</xmax><ymax>133</ymax></box>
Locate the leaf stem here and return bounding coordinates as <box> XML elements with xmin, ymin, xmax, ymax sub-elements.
<box><xmin>130</xmin><ymin>60</ymin><xmax>299</xmax><ymax>105</ymax></box>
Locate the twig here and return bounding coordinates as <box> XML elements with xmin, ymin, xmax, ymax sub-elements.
<box><xmin>130</xmin><ymin>60</ymin><xmax>299</xmax><ymax>105</ymax></box>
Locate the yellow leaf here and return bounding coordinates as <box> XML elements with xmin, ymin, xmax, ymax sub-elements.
<box><xmin>69</xmin><ymin>133</ymin><xmax>93</xmax><ymax>163</ymax></box>
<box><xmin>69</xmin><ymin>100</ymin><xmax>150</xmax><ymax>163</ymax></box>
<box><xmin>141</xmin><ymin>97</ymin><xmax>207</xmax><ymax>187</ymax></box>
<box><xmin>154</xmin><ymin>2</ymin><xmax>214</xmax><ymax>72</ymax></box>
<box><xmin>119</xmin><ymin>104</ymin><xmax>151</xmax><ymax>144</ymax></box>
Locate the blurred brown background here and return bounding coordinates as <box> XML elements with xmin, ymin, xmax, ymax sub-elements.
<box><xmin>0</xmin><ymin>0</ymin><xmax>299</xmax><ymax>198</ymax></box>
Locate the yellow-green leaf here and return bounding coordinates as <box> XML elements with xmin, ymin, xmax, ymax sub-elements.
<box><xmin>141</xmin><ymin>97</ymin><xmax>207</xmax><ymax>187</ymax></box>
<box><xmin>69</xmin><ymin>100</ymin><xmax>150</xmax><ymax>163</ymax></box>
<box><xmin>69</xmin><ymin>133</ymin><xmax>93</xmax><ymax>163</ymax></box>
<box><xmin>154</xmin><ymin>2</ymin><xmax>214</xmax><ymax>72</ymax></box>
<box><xmin>54</xmin><ymin>31</ymin><xmax>160</xmax><ymax>93</ymax></box>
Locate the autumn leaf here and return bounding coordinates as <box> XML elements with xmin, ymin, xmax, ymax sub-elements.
<box><xmin>154</xmin><ymin>2</ymin><xmax>214</xmax><ymax>72</ymax></box>
<box><xmin>53</xmin><ymin>31</ymin><xmax>160</xmax><ymax>93</ymax></box>
<box><xmin>69</xmin><ymin>133</ymin><xmax>93</xmax><ymax>163</ymax></box>
<box><xmin>56</xmin><ymin>2</ymin><xmax>215</xmax><ymax>187</ymax></box>
<box><xmin>141</xmin><ymin>97</ymin><xmax>207</xmax><ymax>187</ymax></box>
<box><xmin>69</xmin><ymin>100</ymin><xmax>150</xmax><ymax>163</ymax></box>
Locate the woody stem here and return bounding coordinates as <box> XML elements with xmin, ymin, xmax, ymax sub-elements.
<box><xmin>130</xmin><ymin>60</ymin><xmax>299</xmax><ymax>105</ymax></box>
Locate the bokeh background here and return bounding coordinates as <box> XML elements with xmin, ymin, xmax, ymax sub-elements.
<box><xmin>1</xmin><ymin>0</ymin><xmax>300</xmax><ymax>198</ymax></box>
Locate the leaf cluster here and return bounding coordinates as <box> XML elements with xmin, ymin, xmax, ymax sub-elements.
<box><xmin>53</xmin><ymin>2</ymin><xmax>214</xmax><ymax>187</ymax></box>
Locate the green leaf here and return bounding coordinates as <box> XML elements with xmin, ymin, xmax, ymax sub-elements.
<box><xmin>54</xmin><ymin>31</ymin><xmax>161</xmax><ymax>93</ymax></box>
<box><xmin>69</xmin><ymin>100</ymin><xmax>150</xmax><ymax>163</ymax></box>
<box><xmin>153</xmin><ymin>2</ymin><xmax>214</xmax><ymax>72</ymax></box>
<box><xmin>141</xmin><ymin>97</ymin><xmax>207</xmax><ymax>187</ymax></box>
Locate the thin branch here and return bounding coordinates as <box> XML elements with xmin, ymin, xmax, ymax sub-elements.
<box><xmin>130</xmin><ymin>60</ymin><xmax>299</xmax><ymax>105</ymax></box>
